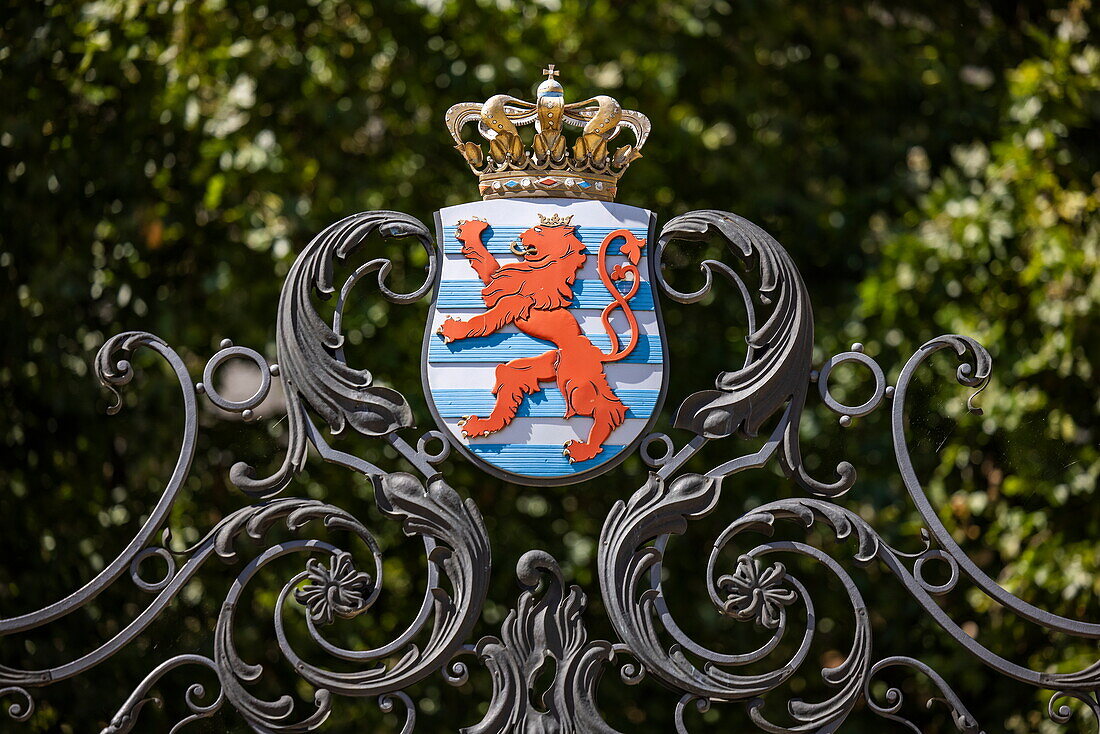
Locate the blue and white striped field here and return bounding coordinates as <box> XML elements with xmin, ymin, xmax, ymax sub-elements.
<box><xmin>435</xmin><ymin>278</ymin><xmax>656</xmax><ymax>311</ymax></box>
<box><xmin>464</xmin><ymin>443</ymin><xmax>628</xmax><ymax>476</ymax></box>
<box><xmin>426</xmin><ymin>198</ymin><xmax>664</xmax><ymax>483</ymax></box>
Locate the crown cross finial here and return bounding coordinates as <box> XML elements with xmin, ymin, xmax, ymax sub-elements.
<box><xmin>543</xmin><ymin>64</ymin><xmax>559</xmax><ymax>81</ymax></box>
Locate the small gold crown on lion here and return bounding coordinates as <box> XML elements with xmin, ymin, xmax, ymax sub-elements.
<box><xmin>445</xmin><ymin>64</ymin><xmax>651</xmax><ymax>202</ymax></box>
<box><xmin>536</xmin><ymin>213</ymin><xmax>574</xmax><ymax>227</ymax></box>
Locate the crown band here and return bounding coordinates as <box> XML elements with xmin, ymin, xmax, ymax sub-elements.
<box><xmin>445</xmin><ymin>65</ymin><xmax>649</xmax><ymax>202</ymax></box>
<box><xmin>477</xmin><ymin>170</ymin><xmax>618</xmax><ymax>202</ymax></box>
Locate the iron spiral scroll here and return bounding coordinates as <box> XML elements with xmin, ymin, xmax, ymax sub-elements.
<box><xmin>1</xmin><ymin>208</ymin><xmax>1096</xmax><ymax>731</ymax></box>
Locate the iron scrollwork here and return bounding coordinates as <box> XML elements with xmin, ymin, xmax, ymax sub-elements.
<box><xmin>2</xmin><ymin>207</ymin><xmax>1097</xmax><ymax>732</ymax></box>
<box><xmin>447</xmin><ymin>550</ymin><xmax>621</xmax><ymax>734</ymax></box>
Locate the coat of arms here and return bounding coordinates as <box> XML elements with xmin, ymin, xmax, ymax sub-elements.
<box><xmin>422</xmin><ymin>66</ymin><xmax>665</xmax><ymax>485</ymax></box>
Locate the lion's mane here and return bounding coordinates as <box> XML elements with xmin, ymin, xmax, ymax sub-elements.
<box><xmin>480</xmin><ymin>228</ymin><xmax>588</xmax><ymax>311</ymax></box>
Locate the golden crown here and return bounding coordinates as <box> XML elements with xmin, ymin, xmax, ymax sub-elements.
<box><xmin>445</xmin><ymin>64</ymin><xmax>651</xmax><ymax>202</ymax></box>
<box><xmin>536</xmin><ymin>213</ymin><xmax>573</xmax><ymax>226</ymax></box>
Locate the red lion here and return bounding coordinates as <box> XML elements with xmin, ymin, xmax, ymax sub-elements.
<box><xmin>437</xmin><ymin>214</ymin><xmax>647</xmax><ymax>463</ymax></box>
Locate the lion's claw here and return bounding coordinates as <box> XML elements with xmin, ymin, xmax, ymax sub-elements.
<box><xmin>454</xmin><ymin>217</ymin><xmax>490</xmax><ymax>244</ymax></box>
<box><xmin>438</xmin><ymin>316</ymin><xmax>463</xmax><ymax>343</ymax></box>
<box><xmin>458</xmin><ymin>415</ymin><xmax>505</xmax><ymax>439</ymax></box>
<box><xmin>563</xmin><ymin>440</ymin><xmax>600</xmax><ymax>463</ymax></box>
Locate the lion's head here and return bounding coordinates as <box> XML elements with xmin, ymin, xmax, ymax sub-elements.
<box><xmin>512</xmin><ymin>224</ymin><xmax>585</xmax><ymax>265</ymax></box>
<box><xmin>483</xmin><ymin>224</ymin><xmax>588</xmax><ymax>311</ymax></box>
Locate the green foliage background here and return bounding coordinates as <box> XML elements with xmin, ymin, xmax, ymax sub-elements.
<box><xmin>1</xmin><ymin>0</ymin><xmax>1097</xmax><ymax>731</ymax></box>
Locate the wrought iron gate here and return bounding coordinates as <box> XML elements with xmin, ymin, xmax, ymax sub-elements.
<box><xmin>3</xmin><ymin>69</ymin><xmax>1098</xmax><ymax>733</ymax></box>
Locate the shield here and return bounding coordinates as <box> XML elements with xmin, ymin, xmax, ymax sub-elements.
<box><xmin>422</xmin><ymin>197</ymin><xmax>666</xmax><ymax>485</ymax></box>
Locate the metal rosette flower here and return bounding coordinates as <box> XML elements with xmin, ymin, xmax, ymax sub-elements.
<box><xmin>716</xmin><ymin>556</ymin><xmax>798</xmax><ymax>630</ymax></box>
<box><xmin>295</xmin><ymin>552</ymin><xmax>377</xmax><ymax>627</ymax></box>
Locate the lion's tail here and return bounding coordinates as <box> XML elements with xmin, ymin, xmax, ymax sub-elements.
<box><xmin>596</xmin><ymin>229</ymin><xmax>646</xmax><ymax>363</ymax></box>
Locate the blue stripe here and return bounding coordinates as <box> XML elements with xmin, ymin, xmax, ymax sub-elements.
<box><xmin>432</xmin><ymin>388</ymin><xmax>659</xmax><ymax>418</ymax></box>
<box><xmin>436</xmin><ymin>279</ymin><xmax>654</xmax><ymax>311</ymax></box>
<box><xmin>442</xmin><ymin>227</ymin><xmax>648</xmax><ymax>256</ymax></box>
<box><xmin>428</xmin><ymin>333</ymin><xmax>662</xmax><ymax>364</ymax></box>
<box><xmin>465</xmin><ymin>443</ymin><xmax>626</xmax><ymax>477</ymax></box>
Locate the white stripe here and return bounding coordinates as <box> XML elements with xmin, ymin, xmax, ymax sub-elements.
<box><xmin>442</xmin><ymin>417</ymin><xmax>650</xmax><ymax>446</ymax></box>
<box><xmin>438</xmin><ymin>198</ymin><xmax>652</xmax><ymax>230</ymax></box>
<box><xmin>427</xmin><ymin>362</ymin><xmax>666</xmax><ymax>390</ymax></box>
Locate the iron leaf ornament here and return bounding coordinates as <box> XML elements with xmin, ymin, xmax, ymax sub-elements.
<box><xmin>2</xmin><ymin>65</ymin><xmax>1097</xmax><ymax>733</ymax></box>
